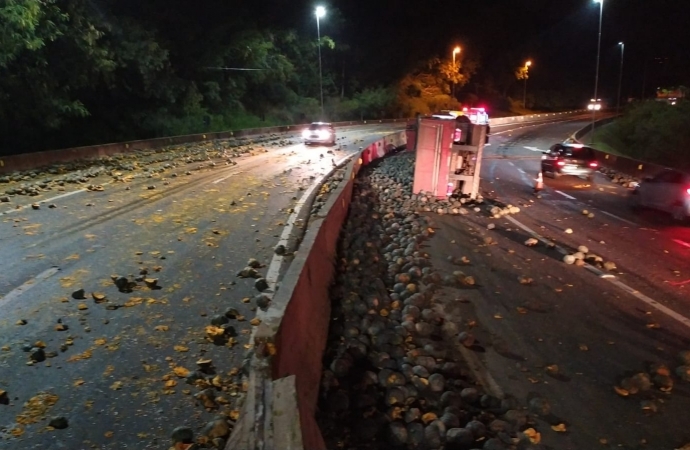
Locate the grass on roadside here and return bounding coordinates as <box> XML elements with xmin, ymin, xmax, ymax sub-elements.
<box><xmin>582</xmin><ymin>122</ymin><xmax>630</xmax><ymax>158</ymax></box>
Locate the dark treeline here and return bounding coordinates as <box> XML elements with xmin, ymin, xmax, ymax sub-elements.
<box><xmin>1</xmin><ymin>0</ymin><xmax>587</xmax><ymax>156</ymax></box>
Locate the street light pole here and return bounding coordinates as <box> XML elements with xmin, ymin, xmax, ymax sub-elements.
<box><xmin>315</xmin><ymin>6</ymin><xmax>326</xmax><ymax>119</ymax></box>
<box><xmin>452</xmin><ymin>46</ymin><xmax>461</xmax><ymax>99</ymax></box>
<box><xmin>616</xmin><ymin>42</ymin><xmax>624</xmax><ymax>115</ymax></box>
<box><xmin>591</xmin><ymin>0</ymin><xmax>603</xmax><ymax>143</ymax></box>
<box><xmin>523</xmin><ymin>60</ymin><xmax>531</xmax><ymax>109</ymax></box>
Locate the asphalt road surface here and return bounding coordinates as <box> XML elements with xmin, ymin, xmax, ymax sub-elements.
<box><xmin>0</xmin><ymin>124</ymin><xmax>400</xmax><ymax>449</ymax></box>
<box><xmin>426</xmin><ymin>115</ymin><xmax>690</xmax><ymax>449</ymax></box>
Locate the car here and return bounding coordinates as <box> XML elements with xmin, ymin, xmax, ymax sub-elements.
<box><xmin>302</xmin><ymin>122</ymin><xmax>336</xmax><ymax>146</ymax></box>
<box><xmin>541</xmin><ymin>142</ymin><xmax>598</xmax><ymax>181</ymax></box>
<box><xmin>629</xmin><ymin>168</ymin><xmax>690</xmax><ymax>222</ymax></box>
<box><xmin>587</xmin><ymin>98</ymin><xmax>603</xmax><ymax>110</ymax></box>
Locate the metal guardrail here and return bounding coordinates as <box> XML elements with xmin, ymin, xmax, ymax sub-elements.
<box><xmin>571</xmin><ymin>116</ymin><xmax>670</xmax><ymax>180</ymax></box>
<box><xmin>0</xmin><ymin>112</ymin><xmax>588</xmax><ymax>175</ymax></box>
<box><xmin>489</xmin><ymin>110</ymin><xmax>587</xmax><ymax>126</ymax></box>
<box><xmin>0</xmin><ymin>119</ymin><xmax>407</xmax><ymax>174</ymax></box>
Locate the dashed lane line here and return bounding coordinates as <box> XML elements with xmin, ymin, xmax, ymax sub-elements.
<box><xmin>505</xmin><ymin>215</ymin><xmax>690</xmax><ymax>332</ymax></box>
<box><xmin>554</xmin><ymin>190</ymin><xmax>576</xmax><ymax>200</ymax></box>
<box><xmin>598</xmin><ymin>209</ymin><xmax>638</xmax><ymax>226</ymax></box>
<box><xmin>0</xmin><ymin>267</ymin><xmax>60</xmax><ymax>308</ymax></box>
<box><xmin>1</xmin><ymin>189</ymin><xmax>88</xmax><ymax>216</ymax></box>
<box><xmin>504</xmin><ymin>161</ymin><xmax>639</xmax><ymax>229</ymax></box>
<box><xmin>523</xmin><ymin>146</ymin><xmax>546</xmax><ymax>152</ymax></box>
<box><xmin>673</xmin><ymin>239</ymin><xmax>690</xmax><ymax>249</ymax></box>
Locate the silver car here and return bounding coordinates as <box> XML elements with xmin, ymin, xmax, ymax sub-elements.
<box><xmin>302</xmin><ymin>122</ymin><xmax>336</xmax><ymax>146</ymax></box>
<box><xmin>629</xmin><ymin>168</ymin><xmax>690</xmax><ymax>221</ymax></box>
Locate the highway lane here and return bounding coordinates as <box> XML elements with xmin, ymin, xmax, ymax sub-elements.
<box><xmin>426</xmin><ymin>116</ymin><xmax>690</xmax><ymax>449</ymax></box>
<box><xmin>485</xmin><ymin>118</ymin><xmax>690</xmax><ymax>319</ymax></box>
<box><xmin>0</xmin><ymin>124</ymin><xmax>400</xmax><ymax>449</ymax></box>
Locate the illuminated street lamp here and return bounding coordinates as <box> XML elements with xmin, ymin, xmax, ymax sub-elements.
<box><xmin>523</xmin><ymin>60</ymin><xmax>532</xmax><ymax>109</ymax></box>
<box><xmin>616</xmin><ymin>42</ymin><xmax>625</xmax><ymax>115</ymax></box>
<box><xmin>315</xmin><ymin>6</ymin><xmax>326</xmax><ymax>119</ymax></box>
<box><xmin>591</xmin><ymin>0</ymin><xmax>604</xmax><ymax>143</ymax></box>
<box><xmin>452</xmin><ymin>46</ymin><xmax>461</xmax><ymax>98</ymax></box>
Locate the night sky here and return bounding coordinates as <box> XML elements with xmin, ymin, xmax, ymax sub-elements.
<box><xmin>271</xmin><ymin>0</ymin><xmax>689</xmax><ymax>102</ymax></box>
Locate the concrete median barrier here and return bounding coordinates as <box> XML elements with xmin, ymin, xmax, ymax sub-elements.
<box><xmin>0</xmin><ymin>111</ymin><xmax>587</xmax><ymax>176</ymax></box>
<box><xmin>226</xmin><ymin>131</ymin><xmax>405</xmax><ymax>450</ymax></box>
<box><xmin>0</xmin><ymin>119</ymin><xmax>408</xmax><ymax>175</ymax></box>
<box><xmin>571</xmin><ymin>117</ymin><xmax>669</xmax><ymax>179</ymax></box>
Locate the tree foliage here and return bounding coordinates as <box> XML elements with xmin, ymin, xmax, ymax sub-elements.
<box><xmin>0</xmin><ymin>1</ymin><xmax>556</xmax><ymax>155</ymax></box>
<box><xmin>395</xmin><ymin>57</ymin><xmax>477</xmax><ymax>116</ymax></box>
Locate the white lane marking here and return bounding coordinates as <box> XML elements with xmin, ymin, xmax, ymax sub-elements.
<box><xmin>524</xmin><ymin>146</ymin><xmax>546</xmax><ymax>152</ymax></box>
<box><xmin>0</xmin><ymin>267</ymin><xmax>60</xmax><ymax>307</ymax></box>
<box><xmin>505</xmin><ymin>215</ymin><xmax>690</xmax><ymax>331</ymax></box>
<box><xmin>518</xmin><ymin>171</ymin><xmax>533</xmax><ymax>188</ymax></box>
<box><xmin>607</xmin><ymin>278</ymin><xmax>690</xmax><ymax>330</ymax></box>
<box><xmin>505</xmin><ymin>216</ymin><xmax>568</xmax><ymax>256</ymax></box>
<box><xmin>213</xmin><ymin>144</ymin><xmax>305</xmax><ymax>184</ymax></box>
<box><xmin>673</xmin><ymin>239</ymin><xmax>690</xmax><ymax>249</ymax></box>
<box><xmin>264</xmin><ymin>152</ymin><xmax>356</xmax><ymax>295</ymax></box>
<box><xmin>508</xmin><ymin>162</ymin><xmax>514</xmax><ymax>166</ymax></box>
<box><xmin>213</xmin><ymin>175</ymin><xmax>232</xmax><ymax>184</ymax></box>
<box><xmin>555</xmin><ymin>190</ymin><xmax>576</xmax><ymax>200</ymax></box>
<box><xmin>599</xmin><ymin>210</ymin><xmax>637</xmax><ymax>226</ymax></box>
<box><xmin>517</xmin><ymin>168</ymin><xmax>525</xmax><ymax>174</ymax></box>
<box><xmin>0</xmin><ymin>189</ymin><xmax>87</xmax><ymax>215</ymax></box>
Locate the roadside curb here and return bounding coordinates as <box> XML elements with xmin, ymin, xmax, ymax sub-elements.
<box><xmin>227</xmin><ymin>132</ymin><xmax>406</xmax><ymax>450</ymax></box>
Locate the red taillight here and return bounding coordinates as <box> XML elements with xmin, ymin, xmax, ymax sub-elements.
<box><xmin>556</xmin><ymin>160</ymin><xmax>566</xmax><ymax>166</ymax></box>
<box><xmin>686</xmin><ymin>188</ymin><xmax>690</xmax><ymax>195</ymax></box>
<box><xmin>589</xmin><ymin>161</ymin><xmax>598</xmax><ymax>168</ymax></box>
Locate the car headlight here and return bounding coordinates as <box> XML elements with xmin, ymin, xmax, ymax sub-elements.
<box><xmin>302</xmin><ymin>130</ymin><xmax>310</xmax><ymax>138</ymax></box>
<box><xmin>587</xmin><ymin>104</ymin><xmax>594</xmax><ymax>110</ymax></box>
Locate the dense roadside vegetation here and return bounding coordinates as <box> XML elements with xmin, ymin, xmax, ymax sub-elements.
<box><xmin>597</xmin><ymin>101</ymin><xmax>690</xmax><ymax>170</ymax></box>
<box><xmin>5</xmin><ymin>1</ymin><xmax>685</xmax><ymax>159</ymax></box>
<box><xmin>0</xmin><ymin>0</ymin><xmax>573</xmax><ymax>156</ymax></box>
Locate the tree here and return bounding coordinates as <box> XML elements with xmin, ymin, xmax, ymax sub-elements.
<box><xmin>395</xmin><ymin>57</ymin><xmax>475</xmax><ymax>116</ymax></box>
<box><xmin>0</xmin><ymin>0</ymin><xmax>172</xmax><ymax>151</ymax></box>
<box><xmin>346</xmin><ymin>87</ymin><xmax>396</xmax><ymax>120</ymax></box>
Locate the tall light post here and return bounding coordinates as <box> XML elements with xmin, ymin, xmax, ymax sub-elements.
<box><xmin>523</xmin><ymin>60</ymin><xmax>532</xmax><ymax>109</ymax></box>
<box><xmin>451</xmin><ymin>46</ymin><xmax>461</xmax><ymax>99</ymax></box>
<box><xmin>616</xmin><ymin>42</ymin><xmax>624</xmax><ymax>115</ymax></box>
<box><xmin>591</xmin><ymin>0</ymin><xmax>604</xmax><ymax>143</ymax></box>
<box><xmin>315</xmin><ymin>6</ymin><xmax>326</xmax><ymax>119</ymax></box>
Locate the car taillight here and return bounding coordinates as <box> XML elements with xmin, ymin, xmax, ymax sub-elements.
<box><xmin>556</xmin><ymin>160</ymin><xmax>566</xmax><ymax>166</ymax></box>
<box><xmin>686</xmin><ymin>188</ymin><xmax>690</xmax><ymax>195</ymax></box>
<box><xmin>589</xmin><ymin>161</ymin><xmax>598</xmax><ymax>168</ymax></box>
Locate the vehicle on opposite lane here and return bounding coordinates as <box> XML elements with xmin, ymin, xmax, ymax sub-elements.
<box><xmin>302</xmin><ymin>122</ymin><xmax>336</xmax><ymax>146</ymax></box>
<box><xmin>541</xmin><ymin>142</ymin><xmax>598</xmax><ymax>181</ymax></box>
<box><xmin>629</xmin><ymin>168</ymin><xmax>690</xmax><ymax>222</ymax></box>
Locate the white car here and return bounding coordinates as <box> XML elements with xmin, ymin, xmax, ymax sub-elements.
<box><xmin>587</xmin><ymin>99</ymin><xmax>603</xmax><ymax>110</ymax></box>
<box><xmin>302</xmin><ymin>122</ymin><xmax>336</xmax><ymax>146</ymax></box>
<box><xmin>629</xmin><ymin>168</ymin><xmax>690</xmax><ymax>222</ymax></box>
